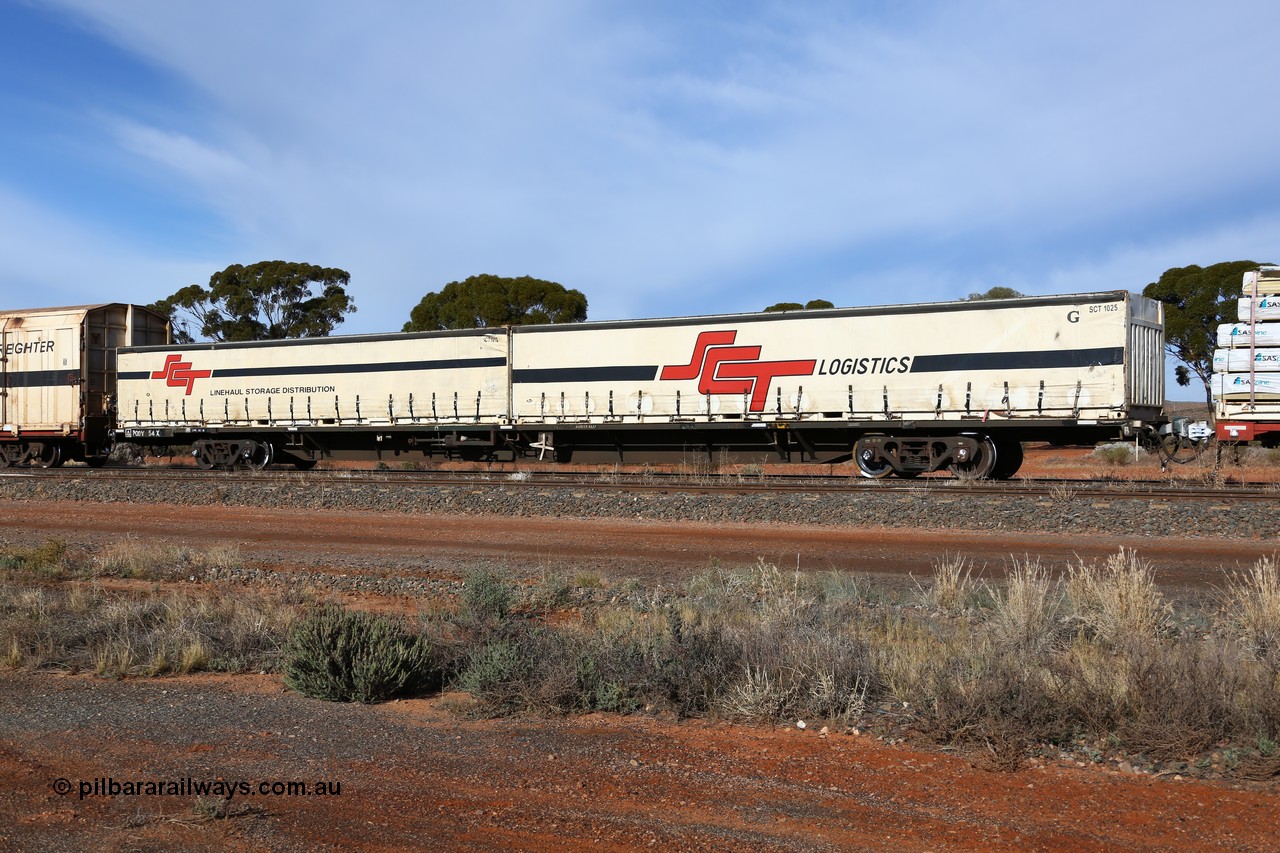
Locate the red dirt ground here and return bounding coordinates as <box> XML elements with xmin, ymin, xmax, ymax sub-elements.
<box><xmin>0</xmin><ymin>496</ymin><xmax>1271</xmax><ymax>590</ymax></box>
<box><xmin>1</xmin><ymin>446</ymin><xmax>1278</xmax><ymax>850</ymax></box>
<box><xmin>3</xmin><ymin>671</ymin><xmax>1278</xmax><ymax>852</ymax></box>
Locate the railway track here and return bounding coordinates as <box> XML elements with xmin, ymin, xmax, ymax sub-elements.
<box><xmin>3</xmin><ymin>463</ymin><xmax>1275</xmax><ymax>503</ymax></box>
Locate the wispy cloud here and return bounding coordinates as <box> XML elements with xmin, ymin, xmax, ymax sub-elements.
<box><xmin>107</xmin><ymin>118</ymin><xmax>245</xmax><ymax>182</ymax></box>
<box><xmin>8</xmin><ymin>0</ymin><xmax>1280</xmax><ymax>344</ymax></box>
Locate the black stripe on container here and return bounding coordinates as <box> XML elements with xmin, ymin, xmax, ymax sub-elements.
<box><xmin>910</xmin><ymin>347</ymin><xmax>1124</xmax><ymax>373</ymax></box>
<box><xmin>214</xmin><ymin>357</ymin><xmax>506</xmax><ymax>378</ymax></box>
<box><xmin>120</xmin><ymin>358</ymin><xmax>505</xmax><ymax>382</ymax></box>
<box><xmin>513</xmin><ymin>366</ymin><xmax>660</xmax><ymax>383</ymax></box>
<box><xmin>3</xmin><ymin>369</ymin><xmax>81</xmax><ymax>388</ymax></box>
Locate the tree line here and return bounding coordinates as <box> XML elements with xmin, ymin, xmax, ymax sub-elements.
<box><xmin>151</xmin><ymin>264</ymin><xmax>587</xmax><ymax>344</ymax></box>
<box><xmin>149</xmin><ymin>260</ymin><xmax>1268</xmax><ymax>407</ymax></box>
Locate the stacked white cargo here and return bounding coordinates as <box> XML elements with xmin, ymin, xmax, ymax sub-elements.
<box><xmin>1214</xmin><ymin>266</ymin><xmax>1280</xmax><ymax>442</ymax></box>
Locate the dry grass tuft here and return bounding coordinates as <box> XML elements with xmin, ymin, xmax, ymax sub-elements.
<box><xmin>915</xmin><ymin>554</ymin><xmax>976</xmax><ymax>614</ymax></box>
<box><xmin>1068</xmin><ymin>549</ymin><xmax>1171</xmax><ymax>645</ymax></box>
<box><xmin>96</xmin><ymin>538</ymin><xmax>242</xmax><ymax>580</ymax></box>
<box><xmin>988</xmin><ymin>557</ymin><xmax>1063</xmax><ymax>652</ymax></box>
<box><xmin>1222</xmin><ymin>556</ymin><xmax>1280</xmax><ymax>670</ymax></box>
<box><xmin>180</xmin><ymin>639</ymin><xmax>212</xmax><ymax>673</ymax></box>
<box><xmin>1</xmin><ymin>578</ymin><xmax>298</xmax><ymax>676</ymax></box>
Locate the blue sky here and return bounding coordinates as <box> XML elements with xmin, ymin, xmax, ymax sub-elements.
<box><xmin>2</xmin><ymin>2</ymin><xmax>1278</xmax><ymax>398</ymax></box>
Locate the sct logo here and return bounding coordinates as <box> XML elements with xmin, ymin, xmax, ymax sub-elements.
<box><xmin>660</xmin><ymin>330</ymin><xmax>816</xmax><ymax>412</ymax></box>
<box><xmin>151</xmin><ymin>354</ymin><xmax>212</xmax><ymax>396</ymax></box>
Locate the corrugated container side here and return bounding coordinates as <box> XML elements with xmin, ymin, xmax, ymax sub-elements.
<box><xmin>82</xmin><ymin>304</ymin><xmax>169</xmax><ymax>418</ymax></box>
<box><xmin>1126</xmin><ymin>295</ymin><xmax>1164</xmax><ymax>409</ymax></box>
<box><xmin>127</xmin><ymin>305</ymin><xmax>171</xmax><ymax>348</ymax></box>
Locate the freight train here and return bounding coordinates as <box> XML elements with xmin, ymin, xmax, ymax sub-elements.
<box><xmin>1</xmin><ymin>289</ymin><xmax>1198</xmax><ymax>478</ymax></box>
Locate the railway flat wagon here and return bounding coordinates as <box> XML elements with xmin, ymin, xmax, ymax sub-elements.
<box><xmin>1214</xmin><ymin>265</ymin><xmax>1280</xmax><ymax>444</ymax></box>
<box><xmin>113</xmin><ymin>290</ymin><xmax>1164</xmax><ymax>478</ymax></box>
<box><xmin>509</xmin><ymin>291</ymin><xmax>1165</xmax><ymax>477</ymax></box>
<box><xmin>0</xmin><ymin>304</ymin><xmax>169</xmax><ymax>467</ymax></box>
<box><xmin>116</xmin><ymin>328</ymin><xmax>511</xmax><ymax>468</ymax></box>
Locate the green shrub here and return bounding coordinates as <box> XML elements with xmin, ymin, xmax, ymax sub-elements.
<box><xmin>455</xmin><ymin>622</ymin><xmax>602</xmax><ymax>714</ymax></box>
<box><xmin>462</xmin><ymin>567</ymin><xmax>515</xmax><ymax>624</ymax></box>
<box><xmin>570</xmin><ymin>627</ymin><xmax>649</xmax><ymax>713</ymax></box>
<box><xmin>283</xmin><ymin>606</ymin><xmax>435</xmax><ymax>703</ymax></box>
<box><xmin>531</xmin><ymin>570</ymin><xmax>573</xmax><ymax>609</ymax></box>
<box><xmin>649</xmin><ymin>607</ymin><xmax>740</xmax><ymax>718</ymax></box>
<box><xmin>575</xmin><ymin>652</ymin><xmax>633</xmax><ymax>713</ymax></box>
<box><xmin>459</xmin><ymin>636</ymin><xmax>523</xmax><ymax>694</ymax></box>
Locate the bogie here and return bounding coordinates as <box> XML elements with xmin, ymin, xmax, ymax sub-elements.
<box><xmin>853</xmin><ymin>433</ymin><xmax>1016</xmax><ymax>480</ymax></box>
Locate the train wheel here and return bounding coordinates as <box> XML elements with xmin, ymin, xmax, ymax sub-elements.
<box><xmin>950</xmin><ymin>434</ymin><xmax>997</xmax><ymax>480</ymax></box>
<box><xmin>34</xmin><ymin>444</ymin><xmax>64</xmax><ymax>468</ymax></box>
<box><xmin>854</xmin><ymin>438</ymin><xmax>893</xmax><ymax>479</ymax></box>
<box><xmin>84</xmin><ymin>456</ymin><xmax>108</xmax><ymax>469</ymax></box>
<box><xmin>989</xmin><ymin>438</ymin><xmax>1024</xmax><ymax>480</ymax></box>
<box><xmin>243</xmin><ymin>442</ymin><xmax>274</xmax><ymax>471</ymax></box>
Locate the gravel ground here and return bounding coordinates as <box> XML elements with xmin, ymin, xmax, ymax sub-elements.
<box><xmin>0</xmin><ymin>475</ymin><xmax>1274</xmax><ymax>542</ymax></box>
